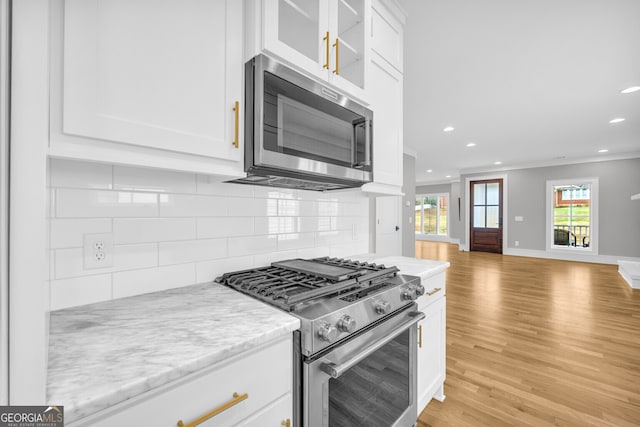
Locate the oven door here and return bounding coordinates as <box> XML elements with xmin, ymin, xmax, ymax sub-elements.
<box><xmin>248</xmin><ymin>55</ymin><xmax>373</xmax><ymax>183</ymax></box>
<box><xmin>303</xmin><ymin>305</ymin><xmax>424</xmax><ymax>427</ymax></box>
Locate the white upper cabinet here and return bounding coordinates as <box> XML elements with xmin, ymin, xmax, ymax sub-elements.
<box><xmin>256</xmin><ymin>0</ymin><xmax>370</xmax><ymax>102</ymax></box>
<box><xmin>364</xmin><ymin>0</ymin><xmax>405</xmax><ymax>193</ymax></box>
<box><xmin>49</xmin><ymin>0</ymin><xmax>245</xmax><ymax>177</ymax></box>
<box><xmin>371</xmin><ymin>0</ymin><xmax>403</xmax><ymax>72</ymax></box>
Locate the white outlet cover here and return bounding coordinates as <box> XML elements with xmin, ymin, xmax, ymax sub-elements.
<box><xmin>84</xmin><ymin>232</ymin><xmax>113</xmax><ymax>269</ymax></box>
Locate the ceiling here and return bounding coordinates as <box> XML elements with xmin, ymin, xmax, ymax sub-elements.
<box><xmin>398</xmin><ymin>0</ymin><xmax>640</xmax><ymax>185</ymax></box>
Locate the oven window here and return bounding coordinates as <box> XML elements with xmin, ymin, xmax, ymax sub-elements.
<box><xmin>263</xmin><ymin>71</ymin><xmax>366</xmax><ymax>168</ymax></box>
<box><xmin>328</xmin><ymin>329</ymin><xmax>410</xmax><ymax>427</ymax></box>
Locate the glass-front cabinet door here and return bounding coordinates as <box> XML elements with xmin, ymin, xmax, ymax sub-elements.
<box><xmin>263</xmin><ymin>0</ymin><xmax>369</xmax><ymax>102</ymax></box>
<box><xmin>263</xmin><ymin>0</ymin><xmax>328</xmax><ymax>79</ymax></box>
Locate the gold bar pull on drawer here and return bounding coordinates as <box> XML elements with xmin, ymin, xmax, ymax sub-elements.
<box><xmin>232</xmin><ymin>101</ymin><xmax>239</xmax><ymax>148</ymax></box>
<box><xmin>426</xmin><ymin>287</ymin><xmax>442</xmax><ymax>296</ymax></box>
<box><xmin>177</xmin><ymin>392</ymin><xmax>248</xmax><ymax>427</ymax></box>
<box><xmin>418</xmin><ymin>324</ymin><xmax>423</xmax><ymax>348</ymax></box>
<box><xmin>281</xmin><ymin>419</ymin><xmax>291</xmax><ymax>427</ymax></box>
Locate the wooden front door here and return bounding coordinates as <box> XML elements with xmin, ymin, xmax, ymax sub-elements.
<box><xmin>470</xmin><ymin>179</ymin><xmax>503</xmax><ymax>253</ymax></box>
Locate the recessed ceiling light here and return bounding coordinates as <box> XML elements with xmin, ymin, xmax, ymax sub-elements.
<box><xmin>443</xmin><ymin>126</ymin><xmax>455</xmax><ymax>132</ymax></box>
<box><xmin>445</xmin><ymin>175</ymin><xmax>452</xmax><ymax>178</ymax></box>
<box><xmin>553</xmin><ymin>155</ymin><xmax>566</xmax><ymax>160</ymax></box>
<box><xmin>494</xmin><ymin>161</ymin><xmax>502</xmax><ymax>165</ymax></box>
<box><xmin>609</xmin><ymin>118</ymin><xmax>625</xmax><ymax>124</ymax></box>
<box><xmin>466</xmin><ymin>142</ymin><xmax>476</xmax><ymax>147</ymax></box>
<box><xmin>598</xmin><ymin>149</ymin><xmax>609</xmax><ymax>153</ymax></box>
<box><xmin>427</xmin><ymin>169</ymin><xmax>433</xmax><ymax>173</ymax></box>
<box><xmin>621</xmin><ymin>86</ymin><xmax>640</xmax><ymax>94</ymax></box>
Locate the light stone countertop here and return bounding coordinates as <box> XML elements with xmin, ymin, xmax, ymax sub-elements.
<box><xmin>46</xmin><ymin>282</ymin><xmax>300</xmax><ymax>424</ymax></box>
<box><xmin>352</xmin><ymin>254</ymin><xmax>450</xmax><ymax>280</ymax></box>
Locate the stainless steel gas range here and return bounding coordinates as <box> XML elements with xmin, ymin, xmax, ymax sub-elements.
<box><xmin>216</xmin><ymin>257</ymin><xmax>425</xmax><ymax>427</ymax></box>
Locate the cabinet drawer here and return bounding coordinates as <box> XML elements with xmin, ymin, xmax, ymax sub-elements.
<box><xmin>417</xmin><ymin>271</ymin><xmax>446</xmax><ymax>311</ymax></box>
<box><xmin>238</xmin><ymin>392</ymin><xmax>293</xmax><ymax>427</ymax></box>
<box><xmin>70</xmin><ymin>335</ymin><xmax>293</xmax><ymax>427</ymax></box>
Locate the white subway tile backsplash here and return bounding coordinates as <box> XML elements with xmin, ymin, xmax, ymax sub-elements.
<box><xmin>296</xmin><ymin>246</ymin><xmax>332</xmax><ymax>259</ymax></box>
<box><xmin>114</xmin><ymin>166</ymin><xmax>197</xmax><ymax>193</ymax></box>
<box><xmin>56</xmin><ymin>189</ymin><xmax>158</xmax><ymax>218</ymax></box>
<box><xmin>114</xmin><ymin>218</ymin><xmax>195</xmax><ymax>244</ymax></box>
<box><xmin>229</xmin><ymin>197</ymin><xmax>278</xmax><ymax>217</ymax></box>
<box><xmin>196</xmin><ymin>176</ymin><xmax>254</xmax><ymax>197</ymax></box>
<box><xmin>254</xmin><ymin>250</ymin><xmax>297</xmax><ymax>266</ymax></box>
<box><xmin>253</xmin><ymin>186</ymin><xmax>298</xmax><ymax>200</ymax></box>
<box><xmin>51</xmin><ymin>218</ymin><xmax>112</xmax><ymax>248</ymax></box>
<box><xmin>228</xmin><ymin>235</ymin><xmax>277</xmax><ymax>257</ymax></box>
<box><xmin>159</xmin><ymin>238</ymin><xmax>226</xmax><ymax>265</ymax></box>
<box><xmin>277</xmin><ymin>232</ymin><xmax>315</xmax><ymax>251</ymax></box>
<box><xmin>49</xmin><ymin>161</ymin><xmax>370</xmax><ymax>309</ymax></box>
<box><xmin>50</xmin><ymin>274</ymin><xmax>112</xmax><ymax>310</ymax></box>
<box><xmin>197</xmin><ymin>217</ymin><xmax>253</xmax><ymax>239</ymax></box>
<box><xmin>54</xmin><ymin>244</ymin><xmax>158</xmax><ymax>279</ymax></box>
<box><xmin>196</xmin><ymin>256</ymin><xmax>254</xmax><ymax>283</ymax></box>
<box><xmin>50</xmin><ymin>158</ymin><xmax>113</xmax><ymax>189</ymax></box>
<box><xmin>159</xmin><ymin>194</ymin><xmax>227</xmax><ymax>217</ymax></box>
<box><xmin>317</xmin><ymin>200</ymin><xmax>339</xmax><ymax>217</ymax></box>
<box><xmin>113</xmin><ymin>263</ymin><xmax>196</xmax><ymax>299</ymax></box>
<box><xmin>278</xmin><ymin>199</ymin><xmax>316</xmax><ymax>217</ymax></box>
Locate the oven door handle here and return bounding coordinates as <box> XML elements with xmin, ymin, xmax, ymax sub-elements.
<box><xmin>320</xmin><ymin>311</ymin><xmax>425</xmax><ymax>379</ymax></box>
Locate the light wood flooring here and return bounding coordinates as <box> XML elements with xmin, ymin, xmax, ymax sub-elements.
<box><xmin>415</xmin><ymin>241</ymin><xmax>640</xmax><ymax>427</ymax></box>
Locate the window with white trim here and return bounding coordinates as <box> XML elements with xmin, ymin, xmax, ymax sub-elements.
<box><xmin>546</xmin><ymin>178</ymin><xmax>598</xmax><ymax>253</ymax></box>
<box><xmin>415</xmin><ymin>194</ymin><xmax>449</xmax><ymax>236</ymax></box>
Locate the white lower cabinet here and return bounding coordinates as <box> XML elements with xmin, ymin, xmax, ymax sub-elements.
<box><xmin>416</xmin><ymin>272</ymin><xmax>447</xmax><ymax>414</ymax></box>
<box><xmin>69</xmin><ymin>335</ymin><xmax>293</xmax><ymax>427</ymax></box>
<box><xmin>238</xmin><ymin>393</ymin><xmax>292</xmax><ymax>427</ymax></box>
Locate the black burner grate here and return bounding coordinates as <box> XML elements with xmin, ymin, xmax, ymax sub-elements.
<box><xmin>215</xmin><ymin>257</ymin><xmax>398</xmax><ymax>311</ymax></box>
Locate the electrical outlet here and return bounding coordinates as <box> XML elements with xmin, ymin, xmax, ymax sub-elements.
<box><xmin>515</xmin><ymin>240</ymin><xmax>520</xmax><ymax>247</ymax></box>
<box><xmin>352</xmin><ymin>224</ymin><xmax>358</xmax><ymax>240</ymax></box>
<box><xmin>84</xmin><ymin>233</ymin><xmax>113</xmax><ymax>269</ymax></box>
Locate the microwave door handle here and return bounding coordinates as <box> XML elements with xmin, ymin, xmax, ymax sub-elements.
<box><xmin>353</xmin><ymin>118</ymin><xmax>371</xmax><ymax>168</ymax></box>
<box><xmin>320</xmin><ymin>311</ymin><xmax>424</xmax><ymax>379</ymax></box>
<box><xmin>364</xmin><ymin>117</ymin><xmax>371</xmax><ymax>166</ymax></box>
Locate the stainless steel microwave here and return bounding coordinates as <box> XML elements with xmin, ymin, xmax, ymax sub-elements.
<box><xmin>230</xmin><ymin>55</ymin><xmax>373</xmax><ymax>191</ymax></box>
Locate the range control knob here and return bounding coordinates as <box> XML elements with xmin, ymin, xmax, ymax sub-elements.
<box><xmin>414</xmin><ymin>283</ymin><xmax>425</xmax><ymax>297</ymax></box>
<box><xmin>374</xmin><ymin>300</ymin><xmax>391</xmax><ymax>315</ymax></box>
<box><xmin>317</xmin><ymin>322</ymin><xmax>339</xmax><ymax>343</ymax></box>
<box><xmin>337</xmin><ymin>315</ymin><xmax>357</xmax><ymax>333</ymax></box>
<box><xmin>402</xmin><ymin>289</ymin><xmax>418</xmax><ymax>301</ymax></box>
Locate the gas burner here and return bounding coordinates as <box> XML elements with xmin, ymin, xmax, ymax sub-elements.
<box><xmin>216</xmin><ymin>257</ymin><xmax>398</xmax><ymax>312</ymax></box>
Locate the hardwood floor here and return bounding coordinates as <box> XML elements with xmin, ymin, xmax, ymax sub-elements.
<box><xmin>415</xmin><ymin>241</ymin><xmax>640</xmax><ymax>427</ymax></box>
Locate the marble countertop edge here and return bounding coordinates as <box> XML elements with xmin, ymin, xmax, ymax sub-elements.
<box><xmin>61</xmin><ymin>319</ymin><xmax>299</xmax><ymax>423</ymax></box>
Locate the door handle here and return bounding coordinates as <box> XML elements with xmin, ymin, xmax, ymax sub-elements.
<box><xmin>395</xmin><ymin>225</ymin><xmax>400</xmax><ymax>231</ymax></box>
<box><xmin>320</xmin><ymin>311</ymin><xmax>425</xmax><ymax>378</ymax></box>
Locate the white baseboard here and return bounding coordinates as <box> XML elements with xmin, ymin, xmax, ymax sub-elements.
<box><xmin>504</xmin><ymin>247</ymin><xmax>640</xmax><ymax>265</ymax></box>
<box><xmin>416</xmin><ymin>235</ymin><xmax>459</xmax><ymax>244</ymax></box>
<box><xmin>618</xmin><ymin>261</ymin><xmax>640</xmax><ymax>289</ymax></box>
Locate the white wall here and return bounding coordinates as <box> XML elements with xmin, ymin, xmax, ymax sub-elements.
<box><xmin>48</xmin><ymin>159</ymin><xmax>370</xmax><ymax>310</ymax></box>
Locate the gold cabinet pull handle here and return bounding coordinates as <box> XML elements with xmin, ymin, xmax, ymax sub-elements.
<box><xmin>281</xmin><ymin>419</ymin><xmax>291</xmax><ymax>427</ymax></box>
<box><xmin>418</xmin><ymin>324</ymin><xmax>423</xmax><ymax>348</ymax></box>
<box><xmin>177</xmin><ymin>392</ymin><xmax>248</xmax><ymax>427</ymax></box>
<box><xmin>426</xmin><ymin>287</ymin><xmax>442</xmax><ymax>296</ymax></box>
<box><xmin>232</xmin><ymin>101</ymin><xmax>239</xmax><ymax>148</ymax></box>
<box><xmin>323</xmin><ymin>31</ymin><xmax>330</xmax><ymax>69</ymax></box>
<box><xmin>332</xmin><ymin>38</ymin><xmax>339</xmax><ymax>74</ymax></box>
